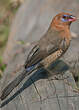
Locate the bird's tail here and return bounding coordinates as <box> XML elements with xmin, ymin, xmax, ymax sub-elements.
<box><xmin>0</xmin><ymin>68</ymin><xmax>37</xmax><ymax>100</ymax></box>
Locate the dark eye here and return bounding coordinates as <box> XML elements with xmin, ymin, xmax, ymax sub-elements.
<box><xmin>61</xmin><ymin>15</ymin><xmax>68</xmax><ymax>22</ymax></box>
<box><xmin>63</xmin><ymin>15</ymin><xmax>67</xmax><ymax>19</ymax></box>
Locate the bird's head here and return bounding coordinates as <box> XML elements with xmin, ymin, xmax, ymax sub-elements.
<box><xmin>52</xmin><ymin>12</ymin><xmax>77</xmax><ymax>31</ymax></box>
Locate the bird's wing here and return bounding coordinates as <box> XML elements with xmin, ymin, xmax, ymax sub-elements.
<box><xmin>25</xmin><ymin>41</ymin><xmax>61</xmax><ymax>69</ymax></box>
<box><xmin>25</xmin><ymin>44</ymin><xmax>47</xmax><ymax>68</ymax></box>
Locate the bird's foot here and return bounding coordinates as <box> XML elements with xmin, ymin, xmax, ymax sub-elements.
<box><xmin>64</xmin><ymin>79</ymin><xmax>79</xmax><ymax>94</ymax></box>
<box><xmin>44</xmin><ymin>67</ymin><xmax>69</xmax><ymax>80</ymax></box>
<box><xmin>73</xmin><ymin>86</ymin><xmax>79</xmax><ymax>93</ymax></box>
<box><xmin>52</xmin><ymin>74</ymin><xmax>69</xmax><ymax>80</ymax></box>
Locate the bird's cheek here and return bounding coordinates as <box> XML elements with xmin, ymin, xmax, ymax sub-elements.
<box><xmin>61</xmin><ymin>18</ymin><xmax>67</xmax><ymax>22</ymax></box>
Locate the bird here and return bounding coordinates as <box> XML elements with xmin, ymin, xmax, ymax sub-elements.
<box><xmin>0</xmin><ymin>12</ymin><xmax>77</xmax><ymax>100</ymax></box>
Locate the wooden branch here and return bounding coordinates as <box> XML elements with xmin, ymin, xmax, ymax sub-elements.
<box><xmin>1</xmin><ymin>0</ymin><xmax>79</xmax><ymax>110</ymax></box>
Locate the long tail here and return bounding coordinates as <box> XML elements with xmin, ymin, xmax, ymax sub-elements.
<box><xmin>0</xmin><ymin>68</ymin><xmax>37</xmax><ymax>100</ymax></box>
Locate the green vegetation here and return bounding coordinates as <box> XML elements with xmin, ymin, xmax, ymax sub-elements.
<box><xmin>0</xmin><ymin>0</ymin><xmax>21</xmax><ymax>77</ymax></box>
<box><xmin>0</xmin><ymin>56</ymin><xmax>6</xmax><ymax>72</ymax></box>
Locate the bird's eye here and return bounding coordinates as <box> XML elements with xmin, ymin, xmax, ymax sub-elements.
<box><xmin>61</xmin><ymin>15</ymin><xmax>68</xmax><ymax>22</ymax></box>
<box><xmin>63</xmin><ymin>15</ymin><xmax>67</xmax><ymax>19</ymax></box>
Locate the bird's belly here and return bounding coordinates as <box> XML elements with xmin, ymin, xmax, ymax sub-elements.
<box><xmin>41</xmin><ymin>49</ymin><xmax>63</xmax><ymax>68</ymax></box>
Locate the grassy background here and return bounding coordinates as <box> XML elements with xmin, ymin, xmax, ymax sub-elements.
<box><xmin>0</xmin><ymin>0</ymin><xmax>22</xmax><ymax>77</ymax></box>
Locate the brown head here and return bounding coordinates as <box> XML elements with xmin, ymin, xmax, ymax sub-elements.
<box><xmin>51</xmin><ymin>12</ymin><xmax>76</xmax><ymax>31</ymax></box>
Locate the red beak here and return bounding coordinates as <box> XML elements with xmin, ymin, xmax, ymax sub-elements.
<box><xmin>69</xmin><ymin>15</ymin><xmax>77</xmax><ymax>22</ymax></box>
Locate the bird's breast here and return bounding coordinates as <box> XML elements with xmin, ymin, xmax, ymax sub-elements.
<box><xmin>59</xmin><ymin>29</ymin><xmax>71</xmax><ymax>52</ymax></box>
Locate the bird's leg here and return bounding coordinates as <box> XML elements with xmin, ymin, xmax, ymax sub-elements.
<box><xmin>45</xmin><ymin>68</ymin><xmax>79</xmax><ymax>97</ymax></box>
<box><xmin>45</xmin><ymin>68</ymin><xmax>79</xmax><ymax>94</ymax></box>
<box><xmin>51</xmin><ymin>73</ymin><xmax>69</xmax><ymax>80</ymax></box>
<box><xmin>44</xmin><ymin>67</ymin><xmax>69</xmax><ymax>80</ymax></box>
<box><xmin>53</xmin><ymin>75</ymin><xmax>69</xmax><ymax>80</ymax></box>
<box><xmin>64</xmin><ymin>79</ymin><xmax>79</xmax><ymax>94</ymax></box>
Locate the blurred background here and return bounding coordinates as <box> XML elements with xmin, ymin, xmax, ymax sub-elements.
<box><xmin>0</xmin><ymin>0</ymin><xmax>24</xmax><ymax>77</ymax></box>
<box><xmin>0</xmin><ymin>0</ymin><xmax>79</xmax><ymax>86</ymax></box>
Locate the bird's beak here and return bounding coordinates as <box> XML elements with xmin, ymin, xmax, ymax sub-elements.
<box><xmin>68</xmin><ymin>15</ymin><xmax>77</xmax><ymax>22</ymax></box>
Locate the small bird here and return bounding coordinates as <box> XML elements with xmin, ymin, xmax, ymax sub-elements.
<box><xmin>0</xmin><ymin>12</ymin><xmax>77</xmax><ymax>100</ymax></box>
